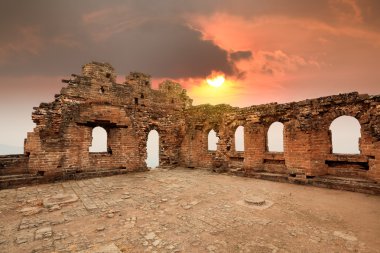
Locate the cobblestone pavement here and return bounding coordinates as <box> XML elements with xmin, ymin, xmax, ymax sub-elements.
<box><xmin>0</xmin><ymin>168</ymin><xmax>379</xmax><ymax>253</ymax></box>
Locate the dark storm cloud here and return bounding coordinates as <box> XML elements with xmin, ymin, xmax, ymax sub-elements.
<box><xmin>110</xmin><ymin>21</ymin><xmax>236</xmax><ymax>78</ymax></box>
<box><xmin>1</xmin><ymin>0</ymin><xmax>379</xmax><ymax>79</ymax></box>
<box><xmin>230</xmin><ymin>51</ymin><xmax>253</xmax><ymax>61</ymax></box>
<box><xmin>0</xmin><ymin>0</ymin><xmax>235</xmax><ymax>78</ymax></box>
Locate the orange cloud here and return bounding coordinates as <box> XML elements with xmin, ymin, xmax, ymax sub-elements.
<box><xmin>251</xmin><ymin>50</ymin><xmax>320</xmax><ymax>76</ymax></box>
<box><xmin>189</xmin><ymin>13</ymin><xmax>380</xmax><ymax>51</ymax></box>
<box><xmin>184</xmin><ymin>11</ymin><xmax>380</xmax><ymax>106</ymax></box>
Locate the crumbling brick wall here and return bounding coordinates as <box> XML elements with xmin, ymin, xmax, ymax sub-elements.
<box><xmin>16</xmin><ymin>61</ymin><xmax>380</xmax><ymax>183</ymax></box>
<box><xmin>181</xmin><ymin>93</ymin><xmax>380</xmax><ymax>181</ymax></box>
<box><xmin>0</xmin><ymin>155</ymin><xmax>29</xmax><ymax>175</ymax></box>
<box><xmin>24</xmin><ymin>62</ymin><xmax>192</xmax><ymax>179</ymax></box>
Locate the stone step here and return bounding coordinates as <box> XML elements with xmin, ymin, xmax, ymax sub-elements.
<box><xmin>0</xmin><ymin>174</ymin><xmax>34</xmax><ymax>180</ymax></box>
<box><xmin>230</xmin><ymin>170</ymin><xmax>380</xmax><ymax>195</ymax></box>
<box><xmin>312</xmin><ymin>176</ymin><xmax>380</xmax><ymax>195</ymax></box>
<box><xmin>67</xmin><ymin>168</ymin><xmax>130</xmax><ymax>179</ymax></box>
<box><xmin>0</xmin><ymin>174</ymin><xmax>43</xmax><ymax>189</ymax></box>
<box><xmin>0</xmin><ymin>168</ymin><xmax>30</xmax><ymax>174</ymax></box>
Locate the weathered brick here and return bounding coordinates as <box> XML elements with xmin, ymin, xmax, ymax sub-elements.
<box><xmin>1</xmin><ymin>61</ymin><xmax>378</xmax><ymax>188</ymax></box>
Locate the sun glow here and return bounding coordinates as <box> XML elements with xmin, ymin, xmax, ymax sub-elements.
<box><xmin>184</xmin><ymin>72</ymin><xmax>243</xmax><ymax>106</ymax></box>
<box><xmin>206</xmin><ymin>73</ymin><xmax>225</xmax><ymax>87</ymax></box>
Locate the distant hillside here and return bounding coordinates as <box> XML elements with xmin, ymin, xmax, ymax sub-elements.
<box><xmin>0</xmin><ymin>144</ymin><xmax>23</xmax><ymax>155</ymax></box>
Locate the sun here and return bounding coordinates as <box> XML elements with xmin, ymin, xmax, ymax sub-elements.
<box><xmin>206</xmin><ymin>73</ymin><xmax>225</xmax><ymax>88</ymax></box>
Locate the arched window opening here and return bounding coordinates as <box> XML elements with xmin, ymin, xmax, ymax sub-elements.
<box><xmin>146</xmin><ymin>130</ymin><xmax>159</xmax><ymax>168</ymax></box>
<box><xmin>235</xmin><ymin>126</ymin><xmax>244</xmax><ymax>152</ymax></box>
<box><xmin>267</xmin><ymin>122</ymin><xmax>284</xmax><ymax>152</ymax></box>
<box><xmin>89</xmin><ymin>126</ymin><xmax>108</xmax><ymax>152</ymax></box>
<box><xmin>208</xmin><ymin>129</ymin><xmax>219</xmax><ymax>151</ymax></box>
<box><xmin>330</xmin><ymin>116</ymin><xmax>361</xmax><ymax>154</ymax></box>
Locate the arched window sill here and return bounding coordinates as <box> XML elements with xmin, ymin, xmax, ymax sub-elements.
<box><xmin>89</xmin><ymin>152</ymin><xmax>112</xmax><ymax>156</ymax></box>
<box><xmin>326</xmin><ymin>153</ymin><xmax>366</xmax><ymax>161</ymax></box>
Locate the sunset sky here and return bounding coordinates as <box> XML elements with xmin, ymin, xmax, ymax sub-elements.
<box><xmin>0</xmin><ymin>0</ymin><xmax>379</xmax><ymax>153</ymax></box>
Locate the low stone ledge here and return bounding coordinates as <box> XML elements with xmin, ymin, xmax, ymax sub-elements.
<box><xmin>227</xmin><ymin>169</ymin><xmax>380</xmax><ymax>195</ymax></box>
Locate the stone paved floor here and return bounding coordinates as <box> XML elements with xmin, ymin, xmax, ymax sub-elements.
<box><xmin>0</xmin><ymin>168</ymin><xmax>379</xmax><ymax>253</ymax></box>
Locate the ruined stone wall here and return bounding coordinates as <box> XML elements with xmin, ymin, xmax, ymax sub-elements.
<box><xmin>24</xmin><ymin>62</ymin><xmax>192</xmax><ymax>179</ymax></box>
<box><xmin>3</xmin><ymin>61</ymin><xmax>378</xmax><ymax>186</ymax></box>
<box><xmin>0</xmin><ymin>155</ymin><xmax>29</xmax><ymax>175</ymax></box>
<box><xmin>179</xmin><ymin>104</ymin><xmax>237</xmax><ymax>169</ymax></box>
<box><xmin>181</xmin><ymin>93</ymin><xmax>380</xmax><ymax>182</ymax></box>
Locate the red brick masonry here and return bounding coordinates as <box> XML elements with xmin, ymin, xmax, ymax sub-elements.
<box><xmin>1</xmin><ymin>62</ymin><xmax>379</xmax><ymax>192</ymax></box>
